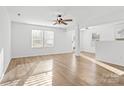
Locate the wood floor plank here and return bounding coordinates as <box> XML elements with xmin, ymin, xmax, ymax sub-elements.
<box><xmin>0</xmin><ymin>53</ymin><xmax>124</xmax><ymax>86</ymax></box>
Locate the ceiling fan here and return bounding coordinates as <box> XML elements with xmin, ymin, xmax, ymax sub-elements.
<box><xmin>53</xmin><ymin>14</ymin><xmax>72</xmax><ymax>25</ymax></box>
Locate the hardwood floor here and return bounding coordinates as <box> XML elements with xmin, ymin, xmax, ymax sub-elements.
<box><xmin>0</xmin><ymin>53</ymin><xmax>124</xmax><ymax>86</ymax></box>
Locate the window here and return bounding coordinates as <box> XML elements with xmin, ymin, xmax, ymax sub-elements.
<box><xmin>44</xmin><ymin>31</ymin><xmax>54</xmax><ymax>47</ymax></box>
<box><xmin>32</xmin><ymin>30</ymin><xmax>54</xmax><ymax>48</ymax></box>
<box><xmin>32</xmin><ymin>30</ymin><xmax>43</xmax><ymax>48</ymax></box>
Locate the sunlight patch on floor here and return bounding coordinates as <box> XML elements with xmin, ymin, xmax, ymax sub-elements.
<box><xmin>80</xmin><ymin>54</ymin><xmax>124</xmax><ymax>76</ymax></box>
<box><xmin>0</xmin><ymin>71</ymin><xmax>52</xmax><ymax>86</ymax></box>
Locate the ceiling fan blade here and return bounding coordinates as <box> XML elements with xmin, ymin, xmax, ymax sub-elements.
<box><xmin>53</xmin><ymin>22</ymin><xmax>57</xmax><ymax>25</ymax></box>
<box><xmin>53</xmin><ymin>20</ymin><xmax>57</xmax><ymax>22</ymax></box>
<box><xmin>61</xmin><ymin>21</ymin><xmax>68</xmax><ymax>25</ymax></box>
<box><xmin>63</xmin><ymin>19</ymin><xmax>72</xmax><ymax>21</ymax></box>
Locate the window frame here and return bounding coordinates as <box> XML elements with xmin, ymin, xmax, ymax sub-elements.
<box><xmin>32</xmin><ymin>30</ymin><xmax>44</xmax><ymax>48</ymax></box>
<box><xmin>43</xmin><ymin>31</ymin><xmax>54</xmax><ymax>48</ymax></box>
<box><xmin>32</xmin><ymin>30</ymin><xmax>54</xmax><ymax>48</ymax></box>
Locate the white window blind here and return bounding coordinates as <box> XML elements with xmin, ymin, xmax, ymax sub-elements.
<box><xmin>32</xmin><ymin>30</ymin><xmax>43</xmax><ymax>48</ymax></box>
<box><xmin>32</xmin><ymin>30</ymin><xmax>54</xmax><ymax>48</ymax></box>
<box><xmin>44</xmin><ymin>31</ymin><xmax>54</xmax><ymax>47</ymax></box>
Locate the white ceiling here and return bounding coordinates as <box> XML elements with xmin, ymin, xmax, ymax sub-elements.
<box><xmin>6</xmin><ymin>6</ymin><xmax>124</xmax><ymax>29</ymax></box>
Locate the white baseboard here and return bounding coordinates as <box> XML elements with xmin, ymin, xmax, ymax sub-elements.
<box><xmin>0</xmin><ymin>58</ymin><xmax>12</xmax><ymax>82</ymax></box>
<box><xmin>0</xmin><ymin>73</ymin><xmax>4</xmax><ymax>81</ymax></box>
<box><xmin>81</xmin><ymin>50</ymin><xmax>95</xmax><ymax>54</ymax></box>
<box><xmin>12</xmin><ymin>51</ymin><xmax>73</xmax><ymax>59</ymax></box>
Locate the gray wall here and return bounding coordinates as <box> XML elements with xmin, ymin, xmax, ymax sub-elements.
<box><xmin>80</xmin><ymin>23</ymin><xmax>116</xmax><ymax>53</ymax></box>
<box><xmin>96</xmin><ymin>41</ymin><xmax>124</xmax><ymax>66</ymax></box>
<box><xmin>11</xmin><ymin>22</ymin><xmax>72</xmax><ymax>58</ymax></box>
<box><xmin>0</xmin><ymin>7</ymin><xmax>11</xmax><ymax>78</ymax></box>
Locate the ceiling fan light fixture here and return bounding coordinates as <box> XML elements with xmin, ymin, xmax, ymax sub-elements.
<box><xmin>53</xmin><ymin>14</ymin><xmax>72</xmax><ymax>25</ymax></box>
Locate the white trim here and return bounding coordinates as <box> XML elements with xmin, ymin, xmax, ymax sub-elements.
<box><xmin>0</xmin><ymin>73</ymin><xmax>4</xmax><ymax>81</ymax></box>
<box><xmin>11</xmin><ymin>21</ymin><xmax>67</xmax><ymax>31</ymax></box>
<box><xmin>12</xmin><ymin>51</ymin><xmax>72</xmax><ymax>59</ymax></box>
<box><xmin>0</xmin><ymin>58</ymin><xmax>11</xmax><ymax>82</ymax></box>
